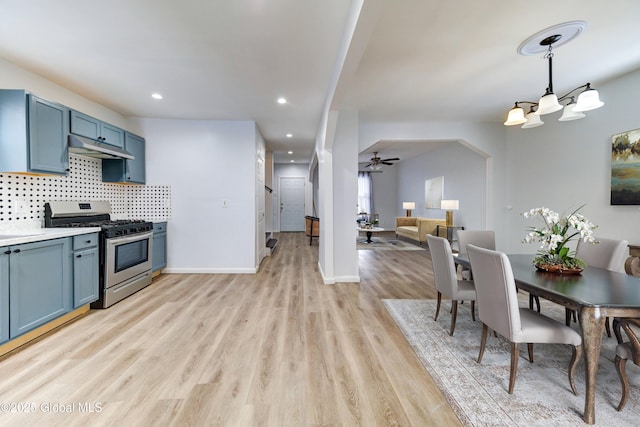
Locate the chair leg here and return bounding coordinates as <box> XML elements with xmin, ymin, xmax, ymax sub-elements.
<box><xmin>508</xmin><ymin>342</ymin><xmax>520</xmax><ymax>394</ymax></box>
<box><xmin>614</xmin><ymin>318</ymin><xmax>624</xmax><ymax>344</ymax></box>
<box><xmin>615</xmin><ymin>355</ymin><xmax>629</xmax><ymax>411</ymax></box>
<box><xmin>568</xmin><ymin>344</ymin><xmax>581</xmax><ymax>396</ymax></box>
<box><xmin>528</xmin><ymin>294</ymin><xmax>541</xmax><ymax>312</ymax></box>
<box><xmin>470</xmin><ymin>300</ymin><xmax>476</xmax><ymax>322</ymax></box>
<box><xmin>434</xmin><ymin>292</ymin><xmax>442</xmax><ymax>321</ymax></box>
<box><xmin>477</xmin><ymin>323</ymin><xmax>489</xmax><ymax>363</ymax></box>
<box><xmin>527</xmin><ymin>343</ymin><xmax>534</xmax><ymax>363</ymax></box>
<box><xmin>450</xmin><ymin>300</ymin><xmax>458</xmax><ymax>336</ymax></box>
<box><xmin>605</xmin><ymin>316</ymin><xmax>611</xmax><ymax>338</ymax></box>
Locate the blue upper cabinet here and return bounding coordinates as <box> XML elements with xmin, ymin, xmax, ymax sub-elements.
<box><xmin>70</xmin><ymin>110</ymin><xmax>125</xmax><ymax>148</ymax></box>
<box><xmin>102</xmin><ymin>132</ymin><xmax>146</xmax><ymax>184</ymax></box>
<box><xmin>0</xmin><ymin>89</ymin><xmax>69</xmax><ymax>175</ymax></box>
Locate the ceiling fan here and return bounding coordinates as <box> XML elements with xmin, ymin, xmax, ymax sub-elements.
<box><xmin>365</xmin><ymin>152</ymin><xmax>400</xmax><ymax>170</ymax></box>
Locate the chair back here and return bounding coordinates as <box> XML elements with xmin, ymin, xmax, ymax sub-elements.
<box><xmin>576</xmin><ymin>236</ymin><xmax>628</xmax><ymax>272</ymax></box>
<box><xmin>427</xmin><ymin>235</ymin><xmax>458</xmax><ymax>297</ymax></box>
<box><xmin>467</xmin><ymin>244</ymin><xmax>521</xmax><ymax>340</ymax></box>
<box><xmin>456</xmin><ymin>230</ymin><xmax>495</xmax><ymax>255</ymax></box>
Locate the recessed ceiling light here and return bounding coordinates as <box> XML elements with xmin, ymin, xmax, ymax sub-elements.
<box><xmin>277</xmin><ymin>97</ymin><xmax>287</xmax><ymax>104</ymax></box>
<box><xmin>290</xmin><ymin>160</ymin><xmax>295</xmax><ymax>163</ymax></box>
<box><xmin>151</xmin><ymin>93</ymin><xmax>163</xmax><ymax>100</ymax></box>
<box><xmin>288</xmin><ymin>150</ymin><xmax>293</xmax><ymax>154</ymax></box>
<box><xmin>286</xmin><ymin>133</ymin><xmax>293</xmax><ymax>138</ymax></box>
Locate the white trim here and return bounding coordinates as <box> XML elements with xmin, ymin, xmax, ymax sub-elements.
<box><xmin>334</xmin><ymin>275</ymin><xmax>360</xmax><ymax>283</ymax></box>
<box><xmin>164</xmin><ymin>268</ymin><xmax>257</xmax><ymax>274</ymax></box>
<box><xmin>318</xmin><ymin>261</ymin><xmax>335</xmax><ymax>285</ymax></box>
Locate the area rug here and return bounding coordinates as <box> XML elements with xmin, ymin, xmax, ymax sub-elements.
<box><xmin>356</xmin><ymin>235</ymin><xmax>423</xmax><ymax>251</ymax></box>
<box><xmin>383</xmin><ymin>298</ymin><xmax>640</xmax><ymax>426</ymax></box>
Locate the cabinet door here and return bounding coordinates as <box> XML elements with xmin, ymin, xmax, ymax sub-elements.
<box><xmin>70</xmin><ymin>110</ymin><xmax>100</xmax><ymax>140</ymax></box>
<box><xmin>99</xmin><ymin>122</ymin><xmax>124</xmax><ymax>148</ymax></box>
<box><xmin>9</xmin><ymin>238</ymin><xmax>71</xmax><ymax>338</ymax></box>
<box><xmin>125</xmin><ymin>132</ymin><xmax>146</xmax><ymax>183</ymax></box>
<box><xmin>102</xmin><ymin>132</ymin><xmax>146</xmax><ymax>184</ymax></box>
<box><xmin>28</xmin><ymin>95</ymin><xmax>69</xmax><ymax>174</ymax></box>
<box><xmin>152</xmin><ymin>232</ymin><xmax>167</xmax><ymax>272</ymax></box>
<box><xmin>0</xmin><ymin>249</ymin><xmax>9</xmax><ymax>344</ymax></box>
<box><xmin>73</xmin><ymin>246</ymin><xmax>99</xmax><ymax>307</ymax></box>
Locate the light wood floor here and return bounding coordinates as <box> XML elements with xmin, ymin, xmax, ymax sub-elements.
<box><xmin>0</xmin><ymin>232</ymin><xmax>461</xmax><ymax>426</ymax></box>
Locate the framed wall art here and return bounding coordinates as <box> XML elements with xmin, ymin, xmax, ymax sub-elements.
<box><xmin>424</xmin><ymin>176</ymin><xmax>444</xmax><ymax>208</ymax></box>
<box><xmin>611</xmin><ymin>128</ymin><xmax>640</xmax><ymax>205</ymax></box>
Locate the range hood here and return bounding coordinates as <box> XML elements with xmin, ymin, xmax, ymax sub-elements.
<box><xmin>68</xmin><ymin>134</ymin><xmax>134</xmax><ymax>160</ymax></box>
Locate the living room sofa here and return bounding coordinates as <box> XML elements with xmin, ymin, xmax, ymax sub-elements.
<box><xmin>395</xmin><ymin>217</ymin><xmax>446</xmax><ymax>244</ymax></box>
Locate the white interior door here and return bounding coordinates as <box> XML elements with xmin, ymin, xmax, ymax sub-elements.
<box><xmin>280</xmin><ymin>177</ymin><xmax>305</xmax><ymax>232</ymax></box>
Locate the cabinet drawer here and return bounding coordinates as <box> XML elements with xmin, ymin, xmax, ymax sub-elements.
<box><xmin>73</xmin><ymin>233</ymin><xmax>99</xmax><ymax>250</ymax></box>
<box><xmin>153</xmin><ymin>222</ymin><xmax>167</xmax><ymax>233</ymax></box>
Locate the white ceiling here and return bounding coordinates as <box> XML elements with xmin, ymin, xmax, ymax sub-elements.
<box><xmin>1</xmin><ymin>1</ymin><xmax>639</xmax><ymax>165</ymax></box>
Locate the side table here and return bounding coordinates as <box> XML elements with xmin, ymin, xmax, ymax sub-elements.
<box><xmin>436</xmin><ymin>225</ymin><xmax>464</xmax><ymax>248</ymax></box>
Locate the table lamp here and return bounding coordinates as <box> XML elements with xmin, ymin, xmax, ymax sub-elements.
<box><xmin>440</xmin><ymin>199</ymin><xmax>459</xmax><ymax>227</ymax></box>
<box><xmin>402</xmin><ymin>202</ymin><xmax>415</xmax><ymax>217</ymax></box>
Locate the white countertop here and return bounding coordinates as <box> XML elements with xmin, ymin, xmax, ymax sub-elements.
<box><xmin>0</xmin><ymin>227</ymin><xmax>102</xmax><ymax>246</ymax></box>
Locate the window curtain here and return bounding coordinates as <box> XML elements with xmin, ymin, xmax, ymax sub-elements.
<box><xmin>358</xmin><ymin>171</ymin><xmax>373</xmax><ymax>214</ymax></box>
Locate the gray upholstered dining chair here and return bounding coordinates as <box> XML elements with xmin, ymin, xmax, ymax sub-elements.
<box><xmin>457</xmin><ymin>229</ymin><xmax>541</xmax><ymax>312</ymax></box>
<box><xmin>427</xmin><ymin>235</ymin><xmax>476</xmax><ymax>336</ymax></box>
<box><xmin>568</xmin><ymin>236</ymin><xmax>630</xmax><ymax>335</ymax></box>
<box><xmin>576</xmin><ymin>236</ymin><xmax>629</xmax><ymax>273</ymax></box>
<box><xmin>467</xmin><ymin>244</ymin><xmax>582</xmax><ymax>395</ymax></box>
<box><xmin>456</xmin><ymin>230</ymin><xmax>495</xmax><ymax>281</ymax></box>
<box><xmin>614</xmin><ymin>317</ymin><xmax>640</xmax><ymax>411</ymax></box>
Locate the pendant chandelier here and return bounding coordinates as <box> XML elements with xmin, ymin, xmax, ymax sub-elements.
<box><xmin>504</xmin><ymin>21</ymin><xmax>604</xmax><ymax>128</ymax></box>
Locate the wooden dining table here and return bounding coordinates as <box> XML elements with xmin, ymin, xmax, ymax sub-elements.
<box><xmin>454</xmin><ymin>253</ymin><xmax>640</xmax><ymax>424</ymax></box>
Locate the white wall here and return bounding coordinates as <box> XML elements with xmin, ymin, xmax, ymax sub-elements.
<box><xmin>133</xmin><ymin>117</ymin><xmax>258</xmax><ymax>273</ymax></box>
<box><xmin>397</xmin><ymin>143</ymin><xmax>486</xmax><ymax>229</ymax></box>
<box><xmin>504</xmin><ymin>68</ymin><xmax>640</xmax><ymax>253</ymax></box>
<box><xmin>332</xmin><ymin>109</ymin><xmax>359</xmax><ymax>282</ymax></box>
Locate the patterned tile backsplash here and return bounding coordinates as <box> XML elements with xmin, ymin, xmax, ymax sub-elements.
<box><xmin>0</xmin><ymin>154</ymin><xmax>171</xmax><ymax>224</ymax></box>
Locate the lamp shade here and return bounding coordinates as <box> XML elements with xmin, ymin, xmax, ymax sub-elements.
<box><xmin>558</xmin><ymin>100</ymin><xmax>586</xmax><ymax>121</ymax></box>
<box><xmin>521</xmin><ymin>111</ymin><xmax>544</xmax><ymax>128</ymax></box>
<box><xmin>574</xmin><ymin>87</ymin><xmax>604</xmax><ymax>112</ymax></box>
<box><xmin>504</xmin><ymin>105</ymin><xmax>526</xmax><ymax>125</ymax></box>
<box><xmin>440</xmin><ymin>200</ymin><xmax>459</xmax><ymax>210</ymax></box>
<box><xmin>536</xmin><ymin>93</ymin><xmax>563</xmax><ymax>115</ymax></box>
<box><xmin>402</xmin><ymin>202</ymin><xmax>415</xmax><ymax>210</ymax></box>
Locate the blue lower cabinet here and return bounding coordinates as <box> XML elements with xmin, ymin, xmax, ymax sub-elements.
<box><xmin>152</xmin><ymin>222</ymin><xmax>167</xmax><ymax>272</ymax></box>
<box><xmin>73</xmin><ymin>234</ymin><xmax>99</xmax><ymax>308</ymax></box>
<box><xmin>9</xmin><ymin>238</ymin><xmax>71</xmax><ymax>338</ymax></box>
<box><xmin>0</xmin><ymin>249</ymin><xmax>9</xmax><ymax>344</ymax></box>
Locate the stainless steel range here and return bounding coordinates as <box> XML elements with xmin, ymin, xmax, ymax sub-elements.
<box><xmin>45</xmin><ymin>201</ymin><xmax>153</xmax><ymax>308</ymax></box>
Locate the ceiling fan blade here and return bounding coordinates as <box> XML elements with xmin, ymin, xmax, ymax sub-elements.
<box><xmin>364</xmin><ymin>163</ymin><xmax>373</xmax><ymax>168</ymax></box>
<box><xmin>380</xmin><ymin>157</ymin><xmax>400</xmax><ymax>162</ymax></box>
<box><xmin>381</xmin><ymin>162</ymin><xmax>394</xmax><ymax>165</ymax></box>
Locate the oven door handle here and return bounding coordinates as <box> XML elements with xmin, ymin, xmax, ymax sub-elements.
<box><xmin>107</xmin><ymin>231</ymin><xmax>154</xmax><ymax>245</ymax></box>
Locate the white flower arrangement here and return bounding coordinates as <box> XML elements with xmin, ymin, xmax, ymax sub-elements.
<box><xmin>522</xmin><ymin>205</ymin><xmax>598</xmax><ymax>270</ymax></box>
